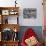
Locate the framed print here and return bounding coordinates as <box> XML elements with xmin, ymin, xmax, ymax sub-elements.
<box><xmin>2</xmin><ymin>10</ymin><xmax>9</xmax><ymax>15</ymax></box>
<box><xmin>9</xmin><ymin>9</ymin><xmax>18</xmax><ymax>15</ymax></box>
<box><xmin>10</xmin><ymin>11</ymin><xmax>15</xmax><ymax>15</ymax></box>
<box><xmin>23</xmin><ymin>8</ymin><xmax>37</xmax><ymax>18</ymax></box>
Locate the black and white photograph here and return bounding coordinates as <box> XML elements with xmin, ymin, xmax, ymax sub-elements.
<box><xmin>23</xmin><ymin>8</ymin><xmax>37</xmax><ymax>18</ymax></box>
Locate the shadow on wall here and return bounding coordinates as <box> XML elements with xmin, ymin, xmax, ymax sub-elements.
<box><xmin>18</xmin><ymin>26</ymin><xmax>43</xmax><ymax>44</ymax></box>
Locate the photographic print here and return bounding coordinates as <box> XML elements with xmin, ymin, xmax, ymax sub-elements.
<box><xmin>23</xmin><ymin>8</ymin><xmax>37</xmax><ymax>18</ymax></box>
<box><xmin>2</xmin><ymin>10</ymin><xmax>9</xmax><ymax>15</ymax></box>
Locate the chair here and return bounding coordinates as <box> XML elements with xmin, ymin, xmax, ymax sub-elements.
<box><xmin>21</xmin><ymin>28</ymin><xmax>41</xmax><ymax>46</ymax></box>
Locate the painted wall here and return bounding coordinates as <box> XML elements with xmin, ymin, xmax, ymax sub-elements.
<box><xmin>18</xmin><ymin>0</ymin><xmax>43</xmax><ymax>26</ymax></box>
<box><xmin>0</xmin><ymin>0</ymin><xmax>43</xmax><ymax>26</ymax></box>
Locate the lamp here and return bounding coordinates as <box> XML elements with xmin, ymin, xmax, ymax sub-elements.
<box><xmin>15</xmin><ymin>0</ymin><xmax>17</xmax><ymax>7</ymax></box>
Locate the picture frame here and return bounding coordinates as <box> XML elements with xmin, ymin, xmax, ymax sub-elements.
<box><xmin>2</xmin><ymin>10</ymin><xmax>9</xmax><ymax>15</ymax></box>
<box><xmin>23</xmin><ymin>8</ymin><xmax>37</xmax><ymax>18</ymax></box>
<box><xmin>9</xmin><ymin>10</ymin><xmax>18</xmax><ymax>15</ymax></box>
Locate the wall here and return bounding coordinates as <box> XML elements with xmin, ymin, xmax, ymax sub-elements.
<box><xmin>0</xmin><ymin>0</ymin><xmax>43</xmax><ymax>26</ymax></box>
<box><xmin>0</xmin><ymin>0</ymin><xmax>15</xmax><ymax>7</ymax></box>
<box><xmin>18</xmin><ymin>0</ymin><xmax>43</xmax><ymax>26</ymax></box>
